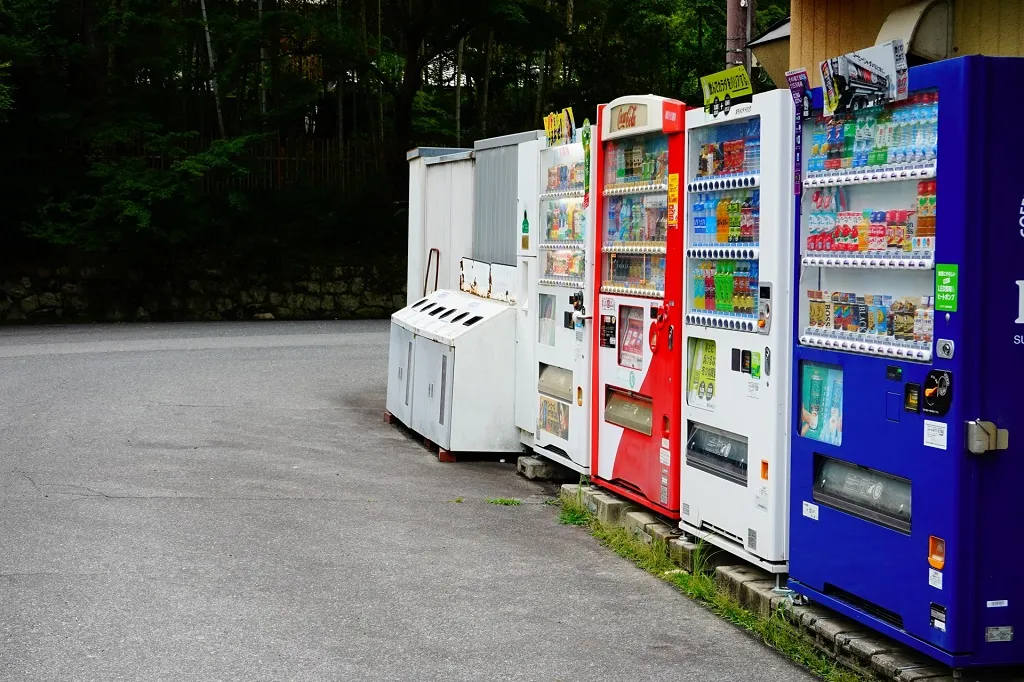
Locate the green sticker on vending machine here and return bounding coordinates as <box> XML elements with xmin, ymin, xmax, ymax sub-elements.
<box><xmin>581</xmin><ymin>120</ymin><xmax>591</xmax><ymax>209</ymax></box>
<box><xmin>936</xmin><ymin>264</ymin><xmax>958</xmax><ymax>312</ymax></box>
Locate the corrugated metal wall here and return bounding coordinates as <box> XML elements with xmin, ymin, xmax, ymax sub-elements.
<box><xmin>790</xmin><ymin>0</ymin><xmax>1024</xmax><ymax>77</ymax></box>
<box><xmin>472</xmin><ymin>145</ymin><xmax>518</xmax><ymax>267</ymax></box>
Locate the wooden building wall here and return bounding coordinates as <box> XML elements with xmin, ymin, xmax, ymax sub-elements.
<box><xmin>790</xmin><ymin>0</ymin><xmax>1024</xmax><ymax>78</ymax></box>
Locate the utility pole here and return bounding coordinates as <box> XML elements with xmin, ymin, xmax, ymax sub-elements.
<box><xmin>726</xmin><ymin>0</ymin><xmax>755</xmax><ymax>74</ymax></box>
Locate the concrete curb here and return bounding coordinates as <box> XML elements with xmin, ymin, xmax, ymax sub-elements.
<box><xmin>558</xmin><ymin>483</ymin><xmax>981</xmax><ymax>682</ymax></box>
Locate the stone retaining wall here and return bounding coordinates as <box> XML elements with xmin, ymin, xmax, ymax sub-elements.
<box><xmin>0</xmin><ymin>261</ymin><xmax>406</xmax><ymax>324</ymax></box>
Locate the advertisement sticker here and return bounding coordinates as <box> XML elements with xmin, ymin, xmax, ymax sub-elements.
<box><xmin>785</xmin><ymin>68</ymin><xmax>811</xmax><ymax>195</ymax></box>
<box><xmin>799</xmin><ymin>361</ymin><xmax>843</xmax><ymax>446</ymax></box>
<box><xmin>686</xmin><ymin>338</ymin><xmax>717</xmax><ymax>411</ymax></box>
<box><xmin>936</xmin><ymin>264</ymin><xmax>958</xmax><ymax>312</ymax></box>
<box><xmin>819</xmin><ymin>40</ymin><xmax>908</xmax><ymax>116</ymax></box>
<box><xmin>700</xmin><ymin>66</ymin><xmax>753</xmax><ymax>116</ymax></box>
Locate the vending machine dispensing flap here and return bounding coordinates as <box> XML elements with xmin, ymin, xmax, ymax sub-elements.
<box><xmin>686</xmin><ymin>422</ymin><xmax>749</xmax><ymax>487</ymax></box>
<box><xmin>604</xmin><ymin>387</ymin><xmax>653</xmax><ymax>436</ymax></box>
<box><xmin>538</xmin><ymin>364</ymin><xmax>574</xmax><ymax>403</ymax></box>
<box><xmin>813</xmin><ymin>455</ymin><xmax>911</xmax><ymax>533</ymax></box>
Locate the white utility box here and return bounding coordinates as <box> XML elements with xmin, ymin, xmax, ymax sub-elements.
<box><xmin>386</xmin><ymin>285</ymin><xmax>520</xmax><ymax>454</ymax></box>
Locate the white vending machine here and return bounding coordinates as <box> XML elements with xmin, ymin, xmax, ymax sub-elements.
<box><xmin>679</xmin><ymin>89</ymin><xmax>795</xmax><ymax>572</ymax></box>
<box><xmin>527</xmin><ymin>131</ymin><xmax>593</xmax><ymax>473</ymax></box>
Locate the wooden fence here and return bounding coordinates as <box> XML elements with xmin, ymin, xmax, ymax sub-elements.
<box><xmin>78</xmin><ymin>136</ymin><xmax>383</xmax><ymax>196</ymax></box>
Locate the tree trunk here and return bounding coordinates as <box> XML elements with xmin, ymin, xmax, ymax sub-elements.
<box><xmin>534</xmin><ymin>0</ymin><xmax>552</xmax><ymax>126</ymax></box>
<box><xmin>199</xmin><ymin>0</ymin><xmax>226</xmax><ymax>138</ymax></box>
<box><xmin>378</xmin><ymin>0</ymin><xmax>384</xmax><ymax>152</ymax></box>
<box><xmin>455</xmin><ymin>38</ymin><xmax>464</xmax><ymax>146</ymax></box>
<box><xmin>337</xmin><ymin>0</ymin><xmax>345</xmax><ymax>188</ymax></box>
<box><xmin>391</xmin><ymin>37</ymin><xmax>423</xmax><ymax>192</ymax></box>
<box><xmin>564</xmin><ymin>0</ymin><xmax>574</xmax><ymax>84</ymax></box>
<box><xmin>258</xmin><ymin>0</ymin><xmax>267</xmax><ymax>117</ymax></box>
<box><xmin>480</xmin><ymin>29</ymin><xmax>493</xmax><ymax>137</ymax></box>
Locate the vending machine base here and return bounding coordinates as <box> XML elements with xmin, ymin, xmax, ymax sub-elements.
<box><xmin>788</xmin><ymin>584</ymin><xmax>965</xmax><ymax>668</ymax></box>
<box><xmin>681</xmin><ymin>522</ymin><xmax>787</xmax><ymax>575</ymax></box>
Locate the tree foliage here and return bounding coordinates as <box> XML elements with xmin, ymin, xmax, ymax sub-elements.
<box><xmin>0</xmin><ymin>0</ymin><xmax>787</xmax><ymax>261</ymax></box>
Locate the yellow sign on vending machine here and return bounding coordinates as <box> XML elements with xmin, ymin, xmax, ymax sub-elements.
<box><xmin>544</xmin><ymin>108</ymin><xmax>577</xmax><ymax>146</ymax></box>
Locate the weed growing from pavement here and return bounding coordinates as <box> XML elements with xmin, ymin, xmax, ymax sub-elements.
<box><xmin>450</xmin><ymin>497</ymin><xmax>464</xmax><ymax>504</ymax></box>
<box><xmin>487</xmin><ymin>497</ymin><xmax>522</xmax><ymax>506</ymax></box>
<box><xmin>556</xmin><ymin>492</ymin><xmax>864</xmax><ymax>682</ymax></box>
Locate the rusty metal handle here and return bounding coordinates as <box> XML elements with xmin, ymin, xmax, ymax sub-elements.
<box><xmin>423</xmin><ymin>248</ymin><xmax>440</xmax><ymax>296</ymax></box>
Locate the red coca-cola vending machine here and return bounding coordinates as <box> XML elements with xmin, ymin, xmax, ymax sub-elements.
<box><xmin>591</xmin><ymin>95</ymin><xmax>687</xmax><ymax>518</ymax></box>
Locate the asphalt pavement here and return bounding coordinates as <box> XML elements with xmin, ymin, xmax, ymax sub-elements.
<box><xmin>0</xmin><ymin>321</ymin><xmax>815</xmax><ymax>681</ymax></box>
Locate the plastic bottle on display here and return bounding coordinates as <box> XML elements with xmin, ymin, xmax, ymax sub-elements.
<box><xmin>727</xmin><ymin>194</ymin><xmax>739</xmax><ymax>243</ymax></box>
<box><xmin>700</xmin><ymin>194</ymin><xmax>709</xmax><ymax>239</ymax></box>
<box><xmin>860</xmin><ymin>109</ymin><xmax>877</xmax><ymax>167</ymax></box>
<box><xmin>810</xmin><ymin>117</ymin><xmax>825</xmax><ymax>171</ymax></box>
<box><xmin>925</xmin><ymin>93</ymin><xmax>939</xmax><ymax>162</ymax></box>
<box><xmin>750</xmin><ymin>260</ymin><xmax>759</xmax><ymax>309</ymax></box>
<box><xmin>876</xmin><ymin>107</ymin><xmax>893</xmax><ymax>166</ymax></box>
<box><xmin>749</xmin><ymin>118</ymin><xmax>761</xmax><ymax>174</ymax></box>
<box><xmin>607</xmin><ymin>198</ymin><xmax>619</xmax><ymax>243</ymax></box>
<box><xmin>842</xmin><ymin>117</ymin><xmax>856</xmax><ymax>168</ymax></box>
<box><xmin>716</xmin><ymin>195</ymin><xmax>729</xmax><ymax>243</ymax></box>
<box><xmin>617</xmin><ymin>198</ymin><xmax>630</xmax><ymax>242</ymax></box>
<box><xmin>889</xmin><ymin>103</ymin><xmax>905</xmax><ymax>164</ymax></box>
<box><xmin>851</xmin><ymin>112</ymin><xmax>868</xmax><ymax>166</ymax></box>
<box><xmin>740</xmin><ymin>194</ymin><xmax>753</xmax><ymax>243</ymax></box>
<box><xmin>751</xmin><ymin>190</ymin><xmax>760</xmax><ymax>244</ymax></box>
<box><xmin>615</xmin><ymin>144</ymin><xmax>626</xmax><ymax>183</ymax></box>
<box><xmin>693</xmin><ymin>194</ymin><xmax>704</xmax><ymax>238</ymax></box>
<box><xmin>905</xmin><ymin>100</ymin><xmax>920</xmax><ymax>163</ymax></box>
<box><xmin>858</xmin><ymin>211</ymin><xmax>870</xmax><ymax>252</ymax></box>
<box><xmin>704</xmin><ymin>262</ymin><xmax>714</xmax><ymax>310</ymax></box>
<box><xmin>694</xmin><ymin>264</ymin><xmax>704</xmax><ymax>310</ymax></box>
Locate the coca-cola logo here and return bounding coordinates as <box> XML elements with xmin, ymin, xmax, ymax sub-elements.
<box><xmin>617</xmin><ymin>105</ymin><xmax>638</xmax><ymax>129</ymax></box>
<box><xmin>611</xmin><ymin>103</ymin><xmax>648</xmax><ymax>131</ymax></box>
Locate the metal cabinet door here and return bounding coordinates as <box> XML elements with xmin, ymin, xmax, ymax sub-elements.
<box><xmin>386</xmin><ymin>324</ymin><xmax>416</xmax><ymax>425</ymax></box>
<box><xmin>411</xmin><ymin>338</ymin><xmax>455</xmax><ymax>449</ymax></box>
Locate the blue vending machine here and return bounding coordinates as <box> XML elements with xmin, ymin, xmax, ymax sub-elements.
<box><xmin>788</xmin><ymin>56</ymin><xmax>1024</xmax><ymax>669</ymax></box>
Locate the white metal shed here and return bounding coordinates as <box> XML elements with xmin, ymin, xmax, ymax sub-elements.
<box><xmin>406</xmin><ymin>147</ymin><xmax>475</xmax><ymax>307</ymax></box>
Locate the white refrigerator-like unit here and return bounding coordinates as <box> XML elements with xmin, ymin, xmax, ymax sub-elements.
<box><xmin>679</xmin><ymin>89</ymin><xmax>795</xmax><ymax>573</ymax></box>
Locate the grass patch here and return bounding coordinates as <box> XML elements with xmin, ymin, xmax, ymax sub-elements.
<box><xmin>449</xmin><ymin>497</ymin><xmax>464</xmax><ymax>504</ymax></box>
<box><xmin>487</xmin><ymin>497</ymin><xmax>522</xmax><ymax>506</ymax></box>
<box><xmin>557</xmin><ymin>487</ymin><xmax>865</xmax><ymax>682</ymax></box>
<box><xmin>557</xmin><ymin>487</ymin><xmax>594</xmax><ymax>526</ymax></box>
